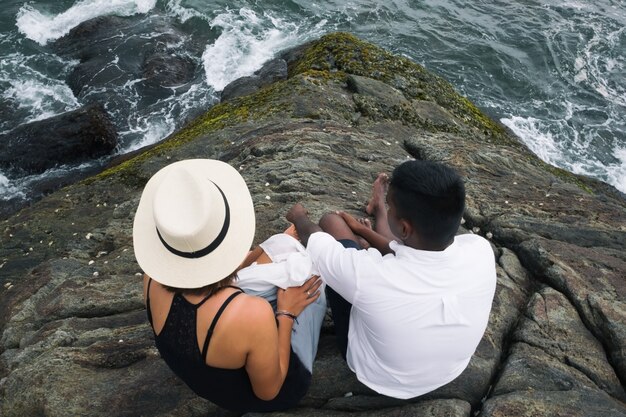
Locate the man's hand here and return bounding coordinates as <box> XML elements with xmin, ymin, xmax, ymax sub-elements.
<box><xmin>285</xmin><ymin>203</ymin><xmax>321</xmax><ymax>246</ymax></box>
<box><xmin>286</xmin><ymin>203</ymin><xmax>309</xmax><ymax>223</ymax></box>
<box><xmin>337</xmin><ymin>211</ymin><xmax>367</xmax><ymax>234</ymax></box>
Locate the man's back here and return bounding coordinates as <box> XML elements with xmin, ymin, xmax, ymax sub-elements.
<box><xmin>308</xmin><ymin>232</ymin><xmax>497</xmax><ymax>399</ymax></box>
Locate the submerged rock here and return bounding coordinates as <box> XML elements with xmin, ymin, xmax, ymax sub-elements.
<box><xmin>52</xmin><ymin>15</ymin><xmax>201</xmax><ymax>98</ymax></box>
<box><xmin>0</xmin><ymin>33</ymin><xmax>624</xmax><ymax>417</ymax></box>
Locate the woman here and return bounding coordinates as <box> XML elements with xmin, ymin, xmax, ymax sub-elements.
<box><xmin>133</xmin><ymin>159</ymin><xmax>324</xmax><ymax>412</ymax></box>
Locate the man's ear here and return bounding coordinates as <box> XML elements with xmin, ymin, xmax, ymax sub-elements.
<box><xmin>399</xmin><ymin>218</ymin><xmax>413</xmax><ymax>240</ymax></box>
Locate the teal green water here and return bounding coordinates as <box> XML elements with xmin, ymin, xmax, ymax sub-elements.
<box><xmin>1</xmin><ymin>0</ymin><xmax>624</xmax><ymax>200</ymax></box>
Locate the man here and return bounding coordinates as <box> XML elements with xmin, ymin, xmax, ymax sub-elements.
<box><xmin>286</xmin><ymin>160</ymin><xmax>497</xmax><ymax>399</ymax></box>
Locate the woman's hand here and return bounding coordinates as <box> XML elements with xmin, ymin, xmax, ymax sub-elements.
<box><xmin>277</xmin><ymin>275</ymin><xmax>323</xmax><ymax>317</ymax></box>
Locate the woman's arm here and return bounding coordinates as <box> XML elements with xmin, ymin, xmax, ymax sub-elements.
<box><xmin>238</xmin><ymin>246</ymin><xmax>264</xmax><ymax>270</ymax></box>
<box><xmin>244</xmin><ymin>299</ymin><xmax>290</xmax><ymax>400</ymax></box>
<box><xmin>244</xmin><ymin>276</ymin><xmax>323</xmax><ymax>400</ymax></box>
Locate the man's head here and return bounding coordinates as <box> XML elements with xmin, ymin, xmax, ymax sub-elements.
<box><xmin>388</xmin><ymin>160</ymin><xmax>465</xmax><ymax>249</ymax></box>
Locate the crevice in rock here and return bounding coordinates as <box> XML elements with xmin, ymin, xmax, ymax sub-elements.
<box><xmin>471</xmin><ymin>313</ymin><xmax>523</xmax><ymax>416</ymax></box>
<box><xmin>471</xmin><ymin>289</ymin><xmax>546</xmax><ymax>417</ymax></box>
<box><xmin>581</xmin><ymin>297</ymin><xmax>626</xmax><ymax>390</ymax></box>
<box><xmin>472</xmin><ymin>237</ymin><xmax>545</xmax><ymax>416</ymax></box>
<box><xmin>542</xmin><ymin>272</ymin><xmax>623</xmax><ymax>389</ymax></box>
<box><xmin>50</xmin><ymin>306</ymin><xmax>147</xmax><ymax>323</ymax></box>
<box><xmin>402</xmin><ymin>139</ymin><xmax>426</xmax><ymax>161</ymax></box>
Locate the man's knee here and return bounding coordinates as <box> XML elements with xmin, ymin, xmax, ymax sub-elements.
<box><xmin>319</xmin><ymin>212</ymin><xmax>344</xmax><ymax>232</ymax></box>
<box><xmin>319</xmin><ymin>212</ymin><xmax>358</xmax><ymax>241</ymax></box>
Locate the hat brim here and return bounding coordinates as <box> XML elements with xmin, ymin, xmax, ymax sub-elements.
<box><xmin>133</xmin><ymin>159</ymin><xmax>255</xmax><ymax>288</ymax></box>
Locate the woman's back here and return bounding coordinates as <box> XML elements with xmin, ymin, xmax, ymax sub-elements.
<box><xmin>146</xmin><ymin>279</ymin><xmax>249</xmax><ymax>368</ymax></box>
<box><xmin>144</xmin><ymin>277</ymin><xmax>311</xmax><ymax>412</ymax></box>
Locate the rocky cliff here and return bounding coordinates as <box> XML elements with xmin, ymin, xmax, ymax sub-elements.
<box><xmin>1</xmin><ymin>33</ymin><xmax>624</xmax><ymax>417</ymax></box>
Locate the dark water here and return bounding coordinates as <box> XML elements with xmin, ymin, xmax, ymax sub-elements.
<box><xmin>1</xmin><ymin>0</ymin><xmax>624</xmax><ymax>205</ymax></box>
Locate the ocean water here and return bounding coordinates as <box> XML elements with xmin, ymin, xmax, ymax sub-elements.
<box><xmin>1</xmin><ymin>0</ymin><xmax>624</xmax><ymax>208</ymax></box>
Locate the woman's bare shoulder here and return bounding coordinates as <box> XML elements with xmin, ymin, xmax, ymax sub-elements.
<box><xmin>234</xmin><ymin>292</ymin><xmax>274</xmax><ymax>319</ymax></box>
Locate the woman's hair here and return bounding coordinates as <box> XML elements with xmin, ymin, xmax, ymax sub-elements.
<box><xmin>390</xmin><ymin>160</ymin><xmax>465</xmax><ymax>247</ymax></box>
<box><xmin>164</xmin><ymin>274</ymin><xmax>235</xmax><ymax>296</ymax></box>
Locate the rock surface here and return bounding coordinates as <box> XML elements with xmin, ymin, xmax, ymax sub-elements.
<box><xmin>221</xmin><ymin>58</ymin><xmax>289</xmax><ymax>102</ymax></box>
<box><xmin>1</xmin><ymin>33</ymin><xmax>624</xmax><ymax>417</ymax></box>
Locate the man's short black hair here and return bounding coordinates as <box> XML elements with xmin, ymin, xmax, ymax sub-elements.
<box><xmin>390</xmin><ymin>160</ymin><xmax>465</xmax><ymax>247</ymax></box>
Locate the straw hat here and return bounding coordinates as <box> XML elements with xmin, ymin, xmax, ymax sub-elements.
<box><xmin>133</xmin><ymin>159</ymin><xmax>255</xmax><ymax>288</ymax></box>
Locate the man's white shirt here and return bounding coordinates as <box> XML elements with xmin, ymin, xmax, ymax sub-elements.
<box><xmin>307</xmin><ymin>232</ymin><xmax>497</xmax><ymax>399</ymax></box>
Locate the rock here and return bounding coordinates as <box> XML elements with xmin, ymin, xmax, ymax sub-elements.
<box><xmin>347</xmin><ymin>74</ymin><xmax>461</xmax><ymax>131</ymax></box>
<box><xmin>0</xmin><ymin>99</ymin><xmax>19</xmax><ymax>132</ymax></box>
<box><xmin>246</xmin><ymin>399</ymin><xmax>471</xmax><ymax>416</ymax></box>
<box><xmin>481</xmin><ymin>389</ymin><xmax>626</xmax><ymax>417</ymax></box>
<box><xmin>52</xmin><ymin>15</ymin><xmax>199</xmax><ymax>97</ymax></box>
<box><xmin>494</xmin><ymin>287</ymin><xmax>625</xmax><ymax>399</ymax></box>
<box><xmin>516</xmin><ymin>238</ymin><xmax>626</xmax><ymax>383</ymax></box>
<box><xmin>220</xmin><ymin>75</ymin><xmax>260</xmax><ymax>102</ymax></box>
<box><xmin>221</xmin><ymin>58</ymin><xmax>288</xmax><ymax>101</ymax></box>
<box><xmin>0</xmin><ymin>103</ymin><xmax>117</xmax><ymax>175</ymax></box>
<box><xmin>0</xmin><ymin>32</ymin><xmax>625</xmax><ymax>416</ymax></box>
<box><xmin>301</xmin><ymin>335</ymin><xmax>367</xmax><ymax>408</ymax></box>
<box><xmin>141</xmin><ymin>52</ymin><xmax>196</xmax><ymax>88</ymax></box>
<box><xmin>257</xmin><ymin>58</ymin><xmax>289</xmax><ymax>83</ymax></box>
<box><xmin>347</xmin><ymin>75</ymin><xmax>408</xmax><ymax>103</ymax></box>
<box><xmin>52</xmin><ymin>16</ymin><xmax>128</xmax><ymax>57</ymax></box>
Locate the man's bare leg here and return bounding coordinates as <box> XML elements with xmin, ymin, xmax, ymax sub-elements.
<box><xmin>366</xmin><ymin>173</ymin><xmax>399</xmax><ymax>241</ymax></box>
<box><xmin>318</xmin><ymin>212</ymin><xmax>360</xmax><ymax>242</ymax></box>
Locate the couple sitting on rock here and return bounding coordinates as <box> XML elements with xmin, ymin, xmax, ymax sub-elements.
<box><xmin>132</xmin><ymin>158</ymin><xmax>497</xmax><ymax>412</ymax></box>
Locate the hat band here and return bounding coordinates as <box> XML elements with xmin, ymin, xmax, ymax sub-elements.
<box><xmin>156</xmin><ymin>182</ymin><xmax>231</xmax><ymax>259</ymax></box>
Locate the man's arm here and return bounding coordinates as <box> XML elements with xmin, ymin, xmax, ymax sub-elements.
<box><xmin>336</xmin><ymin>211</ymin><xmax>393</xmax><ymax>255</ymax></box>
<box><xmin>286</xmin><ymin>203</ymin><xmax>321</xmax><ymax>246</ymax></box>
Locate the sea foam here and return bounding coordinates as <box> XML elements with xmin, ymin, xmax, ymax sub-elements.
<box><xmin>502</xmin><ymin>115</ymin><xmax>626</xmax><ymax>193</ymax></box>
<box><xmin>501</xmin><ymin>116</ymin><xmax>564</xmax><ymax>165</ymax></box>
<box><xmin>202</xmin><ymin>8</ymin><xmax>302</xmax><ymax>92</ymax></box>
<box><xmin>165</xmin><ymin>0</ymin><xmax>207</xmax><ymax>23</ymax></box>
<box><xmin>609</xmin><ymin>147</ymin><xmax>626</xmax><ymax>193</ymax></box>
<box><xmin>0</xmin><ymin>51</ymin><xmax>79</xmax><ymax>132</ymax></box>
<box><xmin>16</xmin><ymin>0</ymin><xmax>157</xmax><ymax>45</ymax></box>
<box><xmin>0</xmin><ymin>172</ymin><xmax>24</xmax><ymax>201</ymax></box>
<box><xmin>2</xmin><ymin>79</ymin><xmax>79</xmax><ymax>124</ymax></box>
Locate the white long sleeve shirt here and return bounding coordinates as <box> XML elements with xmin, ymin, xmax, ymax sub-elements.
<box><xmin>307</xmin><ymin>232</ymin><xmax>497</xmax><ymax>399</ymax></box>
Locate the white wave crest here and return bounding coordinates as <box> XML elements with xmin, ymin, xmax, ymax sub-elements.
<box><xmin>202</xmin><ymin>8</ymin><xmax>301</xmax><ymax>92</ymax></box>
<box><xmin>16</xmin><ymin>0</ymin><xmax>157</xmax><ymax>45</ymax></box>
<box><xmin>609</xmin><ymin>147</ymin><xmax>626</xmax><ymax>193</ymax></box>
<box><xmin>502</xmin><ymin>115</ymin><xmax>626</xmax><ymax>193</ymax></box>
<box><xmin>501</xmin><ymin>115</ymin><xmax>564</xmax><ymax>165</ymax></box>
<box><xmin>2</xmin><ymin>79</ymin><xmax>79</xmax><ymax>123</ymax></box>
<box><xmin>116</xmin><ymin>81</ymin><xmax>217</xmax><ymax>153</ymax></box>
<box><xmin>0</xmin><ymin>172</ymin><xmax>25</xmax><ymax>201</ymax></box>
<box><xmin>165</xmin><ymin>0</ymin><xmax>207</xmax><ymax>23</ymax></box>
<box><xmin>0</xmin><ymin>163</ymin><xmax>98</xmax><ymax>201</ymax></box>
<box><xmin>121</xmin><ymin>119</ymin><xmax>174</xmax><ymax>153</ymax></box>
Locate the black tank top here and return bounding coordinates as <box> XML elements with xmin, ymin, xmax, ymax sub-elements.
<box><xmin>146</xmin><ymin>279</ymin><xmax>310</xmax><ymax>412</ymax></box>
